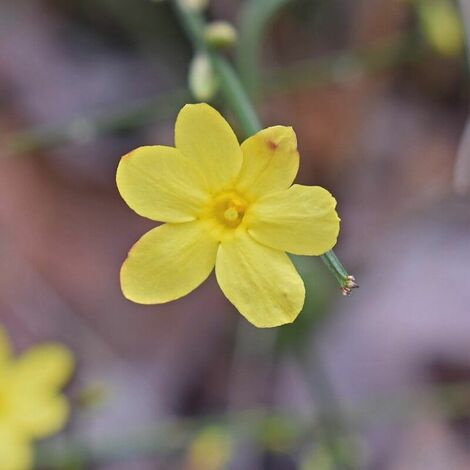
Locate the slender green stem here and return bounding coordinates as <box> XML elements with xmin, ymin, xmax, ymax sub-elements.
<box><xmin>320</xmin><ymin>251</ymin><xmax>348</xmax><ymax>282</ymax></box>
<box><xmin>172</xmin><ymin>0</ymin><xmax>206</xmax><ymax>51</ymax></box>
<box><xmin>211</xmin><ymin>56</ymin><xmax>262</xmax><ymax>135</ymax></box>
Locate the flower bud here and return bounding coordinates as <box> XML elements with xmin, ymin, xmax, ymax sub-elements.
<box><xmin>178</xmin><ymin>0</ymin><xmax>209</xmax><ymax>12</ymax></box>
<box><xmin>188</xmin><ymin>53</ymin><xmax>219</xmax><ymax>101</ymax></box>
<box><xmin>204</xmin><ymin>21</ymin><xmax>238</xmax><ymax>49</ymax></box>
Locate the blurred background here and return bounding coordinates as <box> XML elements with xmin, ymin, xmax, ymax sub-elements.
<box><xmin>1</xmin><ymin>0</ymin><xmax>469</xmax><ymax>468</ymax></box>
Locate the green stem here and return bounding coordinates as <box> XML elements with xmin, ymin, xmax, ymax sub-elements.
<box><xmin>172</xmin><ymin>0</ymin><xmax>355</xmax><ymax>290</ymax></box>
<box><xmin>211</xmin><ymin>56</ymin><xmax>262</xmax><ymax>135</ymax></box>
<box><xmin>320</xmin><ymin>250</ymin><xmax>352</xmax><ymax>291</ymax></box>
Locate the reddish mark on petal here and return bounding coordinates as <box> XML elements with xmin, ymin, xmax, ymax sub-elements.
<box><xmin>266</xmin><ymin>139</ymin><xmax>278</xmax><ymax>150</ymax></box>
<box><xmin>122</xmin><ymin>149</ymin><xmax>137</xmax><ymax>160</ymax></box>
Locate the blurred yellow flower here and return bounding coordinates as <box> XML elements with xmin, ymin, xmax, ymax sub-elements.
<box><xmin>418</xmin><ymin>0</ymin><xmax>464</xmax><ymax>57</ymax></box>
<box><xmin>185</xmin><ymin>425</ymin><xmax>233</xmax><ymax>470</ymax></box>
<box><xmin>0</xmin><ymin>327</ymin><xmax>74</xmax><ymax>470</ymax></box>
<box><xmin>117</xmin><ymin>103</ymin><xmax>340</xmax><ymax>327</ymax></box>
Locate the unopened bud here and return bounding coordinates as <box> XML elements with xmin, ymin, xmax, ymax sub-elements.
<box><xmin>188</xmin><ymin>53</ymin><xmax>219</xmax><ymax>101</ymax></box>
<box><xmin>178</xmin><ymin>0</ymin><xmax>209</xmax><ymax>12</ymax></box>
<box><xmin>205</xmin><ymin>21</ymin><xmax>238</xmax><ymax>49</ymax></box>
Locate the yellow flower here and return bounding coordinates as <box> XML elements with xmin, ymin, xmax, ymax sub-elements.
<box><xmin>418</xmin><ymin>0</ymin><xmax>464</xmax><ymax>57</ymax></box>
<box><xmin>0</xmin><ymin>327</ymin><xmax>74</xmax><ymax>470</ymax></box>
<box><xmin>185</xmin><ymin>425</ymin><xmax>233</xmax><ymax>470</ymax></box>
<box><xmin>117</xmin><ymin>103</ymin><xmax>340</xmax><ymax>327</ymax></box>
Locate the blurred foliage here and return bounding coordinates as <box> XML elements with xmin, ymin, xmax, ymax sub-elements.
<box><xmin>45</xmin><ymin>0</ymin><xmax>189</xmax><ymax>70</ymax></box>
<box><xmin>300</xmin><ymin>445</ymin><xmax>335</xmax><ymax>470</ymax></box>
<box><xmin>256</xmin><ymin>415</ymin><xmax>298</xmax><ymax>453</ymax></box>
<box><xmin>287</xmin><ymin>0</ymin><xmax>353</xmax><ymax>47</ymax></box>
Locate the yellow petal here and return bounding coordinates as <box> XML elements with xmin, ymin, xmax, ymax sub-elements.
<box><xmin>247</xmin><ymin>184</ymin><xmax>340</xmax><ymax>256</ymax></box>
<box><xmin>175</xmin><ymin>103</ymin><xmax>242</xmax><ymax>191</ymax></box>
<box><xmin>117</xmin><ymin>145</ymin><xmax>209</xmax><ymax>223</ymax></box>
<box><xmin>121</xmin><ymin>221</ymin><xmax>218</xmax><ymax>304</ymax></box>
<box><xmin>0</xmin><ymin>426</ymin><xmax>33</xmax><ymax>470</ymax></box>
<box><xmin>215</xmin><ymin>233</ymin><xmax>305</xmax><ymax>328</ymax></box>
<box><xmin>236</xmin><ymin>126</ymin><xmax>299</xmax><ymax>199</ymax></box>
<box><xmin>8</xmin><ymin>392</ymin><xmax>69</xmax><ymax>438</ymax></box>
<box><xmin>14</xmin><ymin>343</ymin><xmax>74</xmax><ymax>389</ymax></box>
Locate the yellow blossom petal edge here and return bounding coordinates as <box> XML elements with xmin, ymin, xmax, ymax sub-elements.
<box><xmin>236</xmin><ymin>126</ymin><xmax>299</xmax><ymax>199</ymax></box>
<box><xmin>0</xmin><ymin>426</ymin><xmax>33</xmax><ymax>470</ymax></box>
<box><xmin>14</xmin><ymin>343</ymin><xmax>74</xmax><ymax>389</ymax></box>
<box><xmin>247</xmin><ymin>184</ymin><xmax>340</xmax><ymax>256</ymax></box>
<box><xmin>121</xmin><ymin>221</ymin><xmax>219</xmax><ymax>304</ymax></box>
<box><xmin>175</xmin><ymin>103</ymin><xmax>243</xmax><ymax>191</ymax></box>
<box><xmin>7</xmin><ymin>392</ymin><xmax>70</xmax><ymax>439</ymax></box>
<box><xmin>117</xmin><ymin>145</ymin><xmax>210</xmax><ymax>223</ymax></box>
<box><xmin>215</xmin><ymin>233</ymin><xmax>305</xmax><ymax>328</ymax></box>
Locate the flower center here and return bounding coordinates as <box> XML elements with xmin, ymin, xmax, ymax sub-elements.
<box><xmin>200</xmin><ymin>191</ymin><xmax>249</xmax><ymax>241</ymax></box>
<box><xmin>213</xmin><ymin>192</ymin><xmax>247</xmax><ymax>228</ymax></box>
